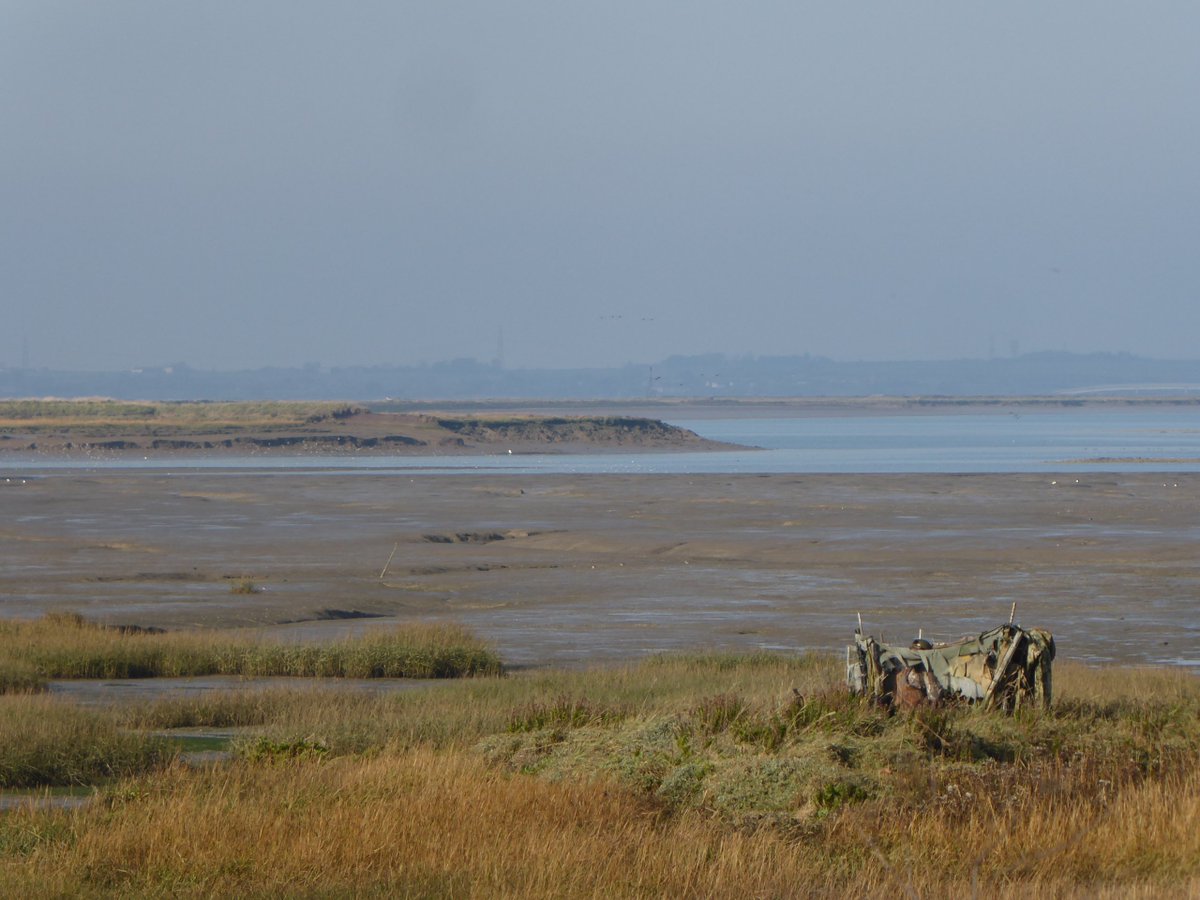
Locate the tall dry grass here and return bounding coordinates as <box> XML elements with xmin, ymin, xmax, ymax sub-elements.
<box><xmin>1</xmin><ymin>748</ymin><xmax>1197</xmax><ymax>897</ymax></box>
<box><xmin>0</xmin><ymin>614</ymin><xmax>502</xmax><ymax>681</ymax></box>
<box><xmin>1</xmin><ymin>651</ymin><xmax>1197</xmax><ymax>896</ymax></box>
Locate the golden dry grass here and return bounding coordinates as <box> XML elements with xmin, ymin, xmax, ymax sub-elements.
<box><xmin>1</xmin><ymin>748</ymin><xmax>1197</xmax><ymax>898</ymax></box>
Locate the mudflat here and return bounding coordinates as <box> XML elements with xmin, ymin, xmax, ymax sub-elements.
<box><xmin>3</xmin><ymin>469</ymin><xmax>1196</xmax><ymax>669</ymax></box>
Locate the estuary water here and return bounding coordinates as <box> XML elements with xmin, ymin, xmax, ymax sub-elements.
<box><xmin>7</xmin><ymin>407</ymin><xmax>1200</xmax><ymax>474</ymax></box>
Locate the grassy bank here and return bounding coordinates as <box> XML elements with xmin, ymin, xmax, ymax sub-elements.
<box><xmin>0</xmin><ymin>614</ymin><xmax>503</xmax><ymax>683</ymax></box>
<box><xmin>1</xmin><ymin>653</ymin><xmax>1198</xmax><ymax>896</ymax></box>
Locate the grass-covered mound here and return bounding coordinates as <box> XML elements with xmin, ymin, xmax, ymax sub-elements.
<box><xmin>482</xmin><ymin>665</ymin><xmax>1200</xmax><ymax>829</ymax></box>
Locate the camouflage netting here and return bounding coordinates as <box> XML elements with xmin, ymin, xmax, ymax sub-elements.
<box><xmin>848</xmin><ymin>623</ymin><xmax>1055</xmax><ymax>712</ymax></box>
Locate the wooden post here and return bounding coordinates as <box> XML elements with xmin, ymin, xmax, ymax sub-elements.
<box><xmin>985</xmin><ymin>631</ymin><xmax>1025</xmax><ymax>710</ymax></box>
<box><xmin>379</xmin><ymin>542</ymin><xmax>399</xmax><ymax>580</ymax></box>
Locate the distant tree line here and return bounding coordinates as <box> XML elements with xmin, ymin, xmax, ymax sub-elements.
<box><xmin>4</xmin><ymin>352</ymin><xmax>1200</xmax><ymax>401</ymax></box>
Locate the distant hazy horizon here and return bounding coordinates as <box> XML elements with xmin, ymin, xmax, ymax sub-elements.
<box><xmin>4</xmin><ymin>4</ymin><xmax>1198</xmax><ymax>372</ymax></box>
<box><xmin>10</xmin><ymin>348</ymin><xmax>1200</xmax><ymax>377</ymax></box>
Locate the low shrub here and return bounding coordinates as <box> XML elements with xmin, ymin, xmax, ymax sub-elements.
<box><xmin>239</xmin><ymin>736</ymin><xmax>330</xmax><ymax>765</ymax></box>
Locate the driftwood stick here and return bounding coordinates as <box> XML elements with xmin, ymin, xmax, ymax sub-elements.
<box><xmin>985</xmin><ymin>631</ymin><xmax>1026</xmax><ymax>709</ymax></box>
<box><xmin>379</xmin><ymin>542</ymin><xmax>399</xmax><ymax>580</ymax></box>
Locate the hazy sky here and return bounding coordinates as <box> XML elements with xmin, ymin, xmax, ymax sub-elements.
<box><xmin>3</xmin><ymin>3</ymin><xmax>1198</xmax><ymax>371</ymax></box>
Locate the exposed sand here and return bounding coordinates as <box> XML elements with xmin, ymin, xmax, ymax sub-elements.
<box><xmin>2</xmin><ymin>470</ymin><xmax>1197</xmax><ymax>669</ymax></box>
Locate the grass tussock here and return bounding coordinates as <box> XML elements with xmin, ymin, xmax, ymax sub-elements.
<box><xmin>0</xmin><ymin>614</ymin><xmax>503</xmax><ymax>680</ymax></box>
<box><xmin>0</xmin><ymin>651</ymin><xmax>1198</xmax><ymax>895</ymax></box>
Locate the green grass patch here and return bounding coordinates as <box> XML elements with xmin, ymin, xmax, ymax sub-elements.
<box><xmin>238</xmin><ymin>735</ymin><xmax>330</xmax><ymax>765</ymax></box>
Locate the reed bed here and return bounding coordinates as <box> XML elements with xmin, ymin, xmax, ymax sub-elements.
<box><xmin>0</xmin><ymin>615</ymin><xmax>503</xmax><ymax>681</ymax></box>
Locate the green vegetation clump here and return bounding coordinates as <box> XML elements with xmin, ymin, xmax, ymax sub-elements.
<box><xmin>239</xmin><ymin>735</ymin><xmax>330</xmax><ymax>765</ymax></box>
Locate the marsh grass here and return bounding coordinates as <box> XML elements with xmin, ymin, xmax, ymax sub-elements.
<box><xmin>0</xmin><ymin>746</ymin><xmax>1196</xmax><ymax>897</ymax></box>
<box><xmin>507</xmin><ymin>696</ymin><xmax>628</xmax><ymax>732</ymax></box>
<box><xmin>0</xmin><ymin>696</ymin><xmax>173</xmax><ymax>788</ymax></box>
<box><xmin>1</xmin><ymin>652</ymin><xmax>1198</xmax><ymax>896</ymax></box>
<box><xmin>0</xmin><ymin>659</ymin><xmax>46</xmax><ymax>695</ymax></box>
<box><xmin>0</xmin><ymin>615</ymin><xmax>502</xmax><ymax>680</ymax></box>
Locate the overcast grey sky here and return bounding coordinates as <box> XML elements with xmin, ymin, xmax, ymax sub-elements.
<box><xmin>3</xmin><ymin>2</ymin><xmax>1198</xmax><ymax>371</ymax></box>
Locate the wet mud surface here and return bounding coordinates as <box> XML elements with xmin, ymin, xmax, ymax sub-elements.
<box><xmin>2</xmin><ymin>470</ymin><xmax>1197</xmax><ymax>669</ymax></box>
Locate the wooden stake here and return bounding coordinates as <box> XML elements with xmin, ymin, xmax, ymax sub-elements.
<box><xmin>1009</xmin><ymin>601</ymin><xmax>1017</xmax><ymax>625</ymax></box>
<box><xmin>379</xmin><ymin>542</ymin><xmax>399</xmax><ymax>580</ymax></box>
